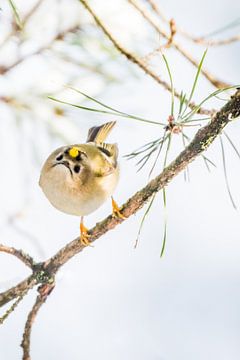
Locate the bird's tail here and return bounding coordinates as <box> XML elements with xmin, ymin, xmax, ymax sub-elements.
<box><xmin>86</xmin><ymin>121</ymin><xmax>116</xmax><ymax>144</ymax></box>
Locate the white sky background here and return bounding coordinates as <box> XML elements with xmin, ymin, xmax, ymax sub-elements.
<box><xmin>0</xmin><ymin>0</ymin><xmax>240</xmax><ymax>359</ymax></box>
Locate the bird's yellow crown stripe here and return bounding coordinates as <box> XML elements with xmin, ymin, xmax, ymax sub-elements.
<box><xmin>69</xmin><ymin>147</ymin><xmax>79</xmax><ymax>158</ymax></box>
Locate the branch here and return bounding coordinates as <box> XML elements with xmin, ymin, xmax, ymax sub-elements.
<box><xmin>0</xmin><ymin>244</ymin><xmax>35</xmax><ymax>269</ymax></box>
<box><xmin>0</xmin><ymin>275</ymin><xmax>36</xmax><ymax>307</ymax></box>
<box><xmin>78</xmin><ymin>0</ymin><xmax>212</xmax><ymax>115</ymax></box>
<box><xmin>194</xmin><ymin>34</ymin><xmax>240</xmax><ymax>46</ymax></box>
<box><xmin>0</xmin><ymin>0</ymin><xmax>45</xmax><ymax>48</ymax></box>
<box><xmin>128</xmin><ymin>0</ymin><xmax>230</xmax><ymax>88</ymax></box>
<box><xmin>0</xmin><ymin>24</ymin><xmax>81</xmax><ymax>75</ymax></box>
<box><xmin>0</xmin><ymin>287</ymin><xmax>30</xmax><ymax>325</ymax></box>
<box><xmin>147</xmin><ymin>0</ymin><xmax>240</xmax><ymax>47</ymax></box>
<box><xmin>21</xmin><ymin>283</ymin><xmax>55</xmax><ymax>360</ymax></box>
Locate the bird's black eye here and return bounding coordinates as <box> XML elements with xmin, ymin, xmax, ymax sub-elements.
<box><xmin>73</xmin><ymin>165</ymin><xmax>80</xmax><ymax>173</ymax></box>
<box><xmin>56</xmin><ymin>154</ymin><xmax>63</xmax><ymax>161</ymax></box>
<box><xmin>75</xmin><ymin>154</ymin><xmax>81</xmax><ymax>161</ymax></box>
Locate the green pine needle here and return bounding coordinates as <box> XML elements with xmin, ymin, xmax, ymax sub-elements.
<box><xmin>148</xmin><ymin>131</ymin><xmax>169</xmax><ymax>178</ymax></box>
<box><xmin>8</xmin><ymin>0</ymin><xmax>23</xmax><ymax>29</ymax></box>
<box><xmin>182</xmin><ymin>133</ymin><xmax>216</xmax><ymax>170</ymax></box>
<box><xmin>48</xmin><ymin>91</ymin><xmax>164</xmax><ymax>126</ymax></box>
<box><xmin>202</xmin><ymin>17</ymin><xmax>240</xmax><ymax>38</ymax></box>
<box><xmin>182</xmin><ymin>85</ymin><xmax>240</xmax><ymax>122</ymax></box>
<box><xmin>181</xmin><ymin>49</ymin><xmax>208</xmax><ymax>118</ymax></box>
<box><xmin>181</xmin><ymin>132</ymin><xmax>190</xmax><ymax>181</ymax></box>
<box><xmin>220</xmin><ymin>136</ymin><xmax>237</xmax><ymax>209</ymax></box>
<box><xmin>134</xmin><ymin>194</ymin><xmax>156</xmax><ymax>248</ymax></box>
<box><xmin>160</xmin><ymin>187</ymin><xmax>167</xmax><ymax>257</ymax></box>
<box><xmin>162</xmin><ymin>55</ymin><xmax>175</xmax><ymax>116</ymax></box>
<box><xmin>178</xmin><ymin>92</ymin><xmax>187</xmax><ymax>119</ymax></box>
<box><xmin>223</xmin><ymin>131</ymin><xmax>240</xmax><ymax>160</ymax></box>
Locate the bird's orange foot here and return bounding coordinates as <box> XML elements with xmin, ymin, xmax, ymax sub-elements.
<box><xmin>80</xmin><ymin>222</ymin><xmax>91</xmax><ymax>246</ymax></box>
<box><xmin>111</xmin><ymin>197</ymin><xmax>126</xmax><ymax>219</ymax></box>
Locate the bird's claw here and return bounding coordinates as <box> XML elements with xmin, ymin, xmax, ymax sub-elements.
<box><xmin>111</xmin><ymin>197</ymin><xmax>126</xmax><ymax>220</ymax></box>
<box><xmin>80</xmin><ymin>223</ymin><xmax>92</xmax><ymax>246</ymax></box>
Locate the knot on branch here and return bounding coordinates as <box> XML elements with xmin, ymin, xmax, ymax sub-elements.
<box><xmin>33</xmin><ymin>268</ymin><xmax>54</xmax><ymax>286</ymax></box>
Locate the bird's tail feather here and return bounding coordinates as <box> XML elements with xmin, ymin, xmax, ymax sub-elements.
<box><xmin>86</xmin><ymin>121</ymin><xmax>116</xmax><ymax>144</ymax></box>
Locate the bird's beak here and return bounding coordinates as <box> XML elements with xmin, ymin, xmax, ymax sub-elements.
<box><xmin>52</xmin><ymin>161</ymin><xmax>73</xmax><ymax>176</ymax></box>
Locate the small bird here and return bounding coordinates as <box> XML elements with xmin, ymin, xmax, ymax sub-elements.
<box><xmin>39</xmin><ymin>121</ymin><xmax>123</xmax><ymax>245</ymax></box>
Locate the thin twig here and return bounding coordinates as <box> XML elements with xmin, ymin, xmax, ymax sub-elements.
<box><xmin>78</xmin><ymin>0</ymin><xmax>211</xmax><ymax>115</ymax></box>
<box><xmin>143</xmin><ymin>18</ymin><xmax>176</xmax><ymax>57</ymax></box>
<box><xmin>0</xmin><ymin>287</ymin><xmax>30</xmax><ymax>325</ymax></box>
<box><xmin>162</xmin><ymin>18</ymin><xmax>176</xmax><ymax>48</ymax></box>
<box><xmin>0</xmin><ymin>276</ymin><xmax>36</xmax><ymax>308</ymax></box>
<box><xmin>183</xmin><ymin>33</ymin><xmax>240</xmax><ymax>46</ymax></box>
<box><xmin>129</xmin><ymin>0</ymin><xmax>230</xmax><ymax>88</ymax></box>
<box><xmin>0</xmin><ymin>0</ymin><xmax>45</xmax><ymax>48</ymax></box>
<box><xmin>0</xmin><ymin>24</ymin><xmax>81</xmax><ymax>75</ymax></box>
<box><xmin>21</xmin><ymin>283</ymin><xmax>55</xmax><ymax>360</ymax></box>
<box><xmin>0</xmin><ymin>244</ymin><xmax>35</xmax><ymax>269</ymax></box>
<box><xmin>147</xmin><ymin>0</ymin><xmax>240</xmax><ymax>47</ymax></box>
<box><xmin>22</xmin><ymin>0</ymin><xmax>44</xmax><ymax>26</ymax></box>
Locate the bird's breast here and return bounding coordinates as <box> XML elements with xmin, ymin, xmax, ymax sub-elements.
<box><xmin>39</xmin><ymin>165</ymin><xmax>119</xmax><ymax>216</ymax></box>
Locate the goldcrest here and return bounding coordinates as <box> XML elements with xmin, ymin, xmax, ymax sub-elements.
<box><xmin>39</xmin><ymin>121</ymin><xmax>123</xmax><ymax>245</ymax></box>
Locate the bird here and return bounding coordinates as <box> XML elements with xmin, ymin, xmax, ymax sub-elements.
<box><xmin>39</xmin><ymin>121</ymin><xmax>124</xmax><ymax>246</ymax></box>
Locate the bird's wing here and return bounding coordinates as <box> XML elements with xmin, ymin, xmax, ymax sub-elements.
<box><xmin>97</xmin><ymin>143</ymin><xmax>118</xmax><ymax>169</ymax></box>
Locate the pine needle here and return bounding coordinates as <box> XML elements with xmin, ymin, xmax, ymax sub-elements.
<box><xmin>148</xmin><ymin>131</ymin><xmax>169</xmax><ymax>178</ymax></box>
<box><xmin>159</xmin><ymin>135</ymin><xmax>172</xmax><ymax>257</ymax></box>
<box><xmin>223</xmin><ymin>131</ymin><xmax>240</xmax><ymax>160</ymax></box>
<box><xmin>182</xmin><ymin>132</ymin><xmax>190</xmax><ymax>181</ymax></box>
<box><xmin>182</xmin><ymin>85</ymin><xmax>240</xmax><ymax>122</ymax></box>
<box><xmin>48</xmin><ymin>95</ymin><xmax>163</xmax><ymax>126</ymax></box>
<box><xmin>160</xmin><ymin>187</ymin><xmax>167</xmax><ymax>257</ymax></box>
<box><xmin>134</xmin><ymin>194</ymin><xmax>156</xmax><ymax>248</ymax></box>
<box><xmin>219</xmin><ymin>136</ymin><xmax>237</xmax><ymax>209</ymax></box>
<box><xmin>162</xmin><ymin>55</ymin><xmax>174</xmax><ymax>116</ymax></box>
<box><xmin>7</xmin><ymin>0</ymin><xmax>23</xmax><ymax>30</ymax></box>
<box><xmin>183</xmin><ymin>133</ymin><xmax>216</xmax><ymax>170</ymax></box>
<box><xmin>181</xmin><ymin>50</ymin><xmax>208</xmax><ymax>118</ymax></box>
